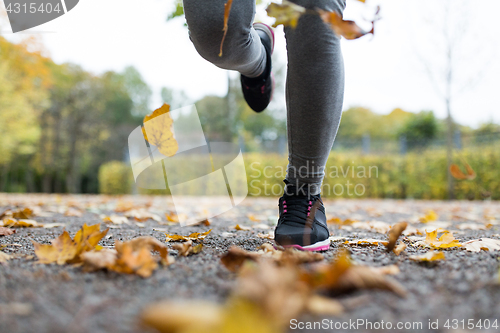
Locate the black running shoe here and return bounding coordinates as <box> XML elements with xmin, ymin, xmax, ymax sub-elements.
<box><xmin>274</xmin><ymin>190</ymin><xmax>330</xmax><ymax>251</ymax></box>
<box><xmin>240</xmin><ymin>22</ymin><xmax>275</xmax><ymax>113</ymax></box>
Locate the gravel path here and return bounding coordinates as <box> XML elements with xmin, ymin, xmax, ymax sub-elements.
<box><xmin>1</xmin><ymin>194</ymin><xmax>500</xmax><ymax>333</ymax></box>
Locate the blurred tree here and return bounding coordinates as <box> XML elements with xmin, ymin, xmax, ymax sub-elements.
<box><xmin>161</xmin><ymin>87</ymin><xmax>190</xmax><ymax>110</ymax></box>
<box><xmin>398</xmin><ymin>111</ymin><xmax>438</xmax><ymax>149</ymax></box>
<box><xmin>122</xmin><ymin>66</ymin><xmax>152</xmax><ymax>117</ymax></box>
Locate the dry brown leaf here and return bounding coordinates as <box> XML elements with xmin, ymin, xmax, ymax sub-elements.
<box><xmin>351</xmin><ymin>221</ymin><xmax>391</xmax><ymax>234</ymax></box>
<box><xmin>221</xmin><ymin>246</ymin><xmax>262</xmax><ymax>272</ymax></box>
<box><xmin>370</xmin><ymin>265</ymin><xmax>400</xmax><ymax>275</ymax></box>
<box><xmin>33</xmin><ymin>223</ymin><xmax>108</xmax><ymax>265</ymax></box>
<box><xmin>102</xmin><ymin>215</ymin><xmax>129</xmax><ymax>224</ymax></box>
<box><xmin>424</xmin><ymin>230</ymin><xmax>461</xmax><ymax>249</ymax></box>
<box><xmin>450</xmin><ymin>161</ymin><xmax>476</xmax><ymax>180</ymax></box>
<box><xmin>165</xmin><ymin>229</ymin><xmax>211</xmax><ymax>242</ymax></box>
<box><xmin>345</xmin><ymin>239</ymin><xmax>389</xmax><ymax>247</ymax></box>
<box><xmin>234</xmin><ymin>224</ymin><xmax>252</xmax><ymax>231</ymax></box>
<box><xmin>80</xmin><ymin>248</ymin><xmax>118</xmax><ymax>271</ymax></box>
<box><xmin>462</xmin><ymin>238</ymin><xmax>500</xmax><ymax>252</ymax></box>
<box><xmin>333</xmin><ymin>265</ymin><xmax>407</xmax><ymax>297</ymax></box>
<box><xmin>386</xmin><ymin>222</ymin><xmax>407</xmax><ymax>252</ymax></box>
<box><xmin>2</xmin><ymin>218</ymin><xmax>42</xmax><ymax>228</ymax></box>
<box><xmin>235</xmin><ymin>259</ymin><xmax>310</xmax><ymax>326</ymax></box>
<box><xmin>12</xmin><ymin>207</ymin><xmax>34</xmax><ymax>219</ymax></box>
<box><xmin>409</xmin><ymin>251</ymin><xmax>445</xmax><ymax>262</ymax></box>
<box><xmin>142</xmin><ymin>104</ymin><xmax>179</xmax><ymax>157</ymax></box>
<box><xmin>257</xmin><ymin>231</ymin><xmax>274</xmax><ymax>239</ymax></box>
<box><xmin>108</xmin><ymin>242</ymin><xmax>159</xmax><ymax>278</ymax></box>
<box><xmin>301</xmin><ymin>249</ymin><xmax>406</xmax><ymax>297</ymax></box>
<box><xmin>140</xmin><ymin>301</ymin><xmax>223</xmax><ymax>333</ymax></box>
<box><xmin>318</xmin><ymin>8</ymin><xmax>375</xmax><ymax>40</ymax></box>
<box><xmin>172</xmin><ymin>240</ymin><xmax>203</xmax><ymax>256</ymax></box>
<box><xmin>0</xmin><ymin>227</ymin><xmax>15</xmax><ymax>236</ymax></box>
<box><xmin>393</xmin><ymin>242</ymin><xmax>406</xmax><ymax>256</ymax></box>
<box><xmin>0</xmin><ymin>251</ymin><xmax>11</xmax><ymax>263</ymax></box>
<box><xmin>305</xmin><ymin>295</ymin><xmax>343</xmax><ymax>316</ymax></box>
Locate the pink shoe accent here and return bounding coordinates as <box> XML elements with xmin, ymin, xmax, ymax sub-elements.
<box><xmin>283</xmin><ymin>243</ymin><xmax>330</xmax><ymax>252</ymax></box>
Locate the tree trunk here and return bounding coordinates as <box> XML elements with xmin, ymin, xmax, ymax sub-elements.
<box><xmin>445</xmin><ymin>97</ymin><xmax>454</xmax><ymax>200</ymax></box>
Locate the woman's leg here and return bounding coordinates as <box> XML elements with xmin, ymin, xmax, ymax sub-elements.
<box><xmin>182</xmin><ymin>0</ymin><xmax>266</xmax><ymax>78</ymax></box>
<box><xmin>284</xmin><ymin>0</ymin><xmax>346</xmax><ymax>195</ymax></box>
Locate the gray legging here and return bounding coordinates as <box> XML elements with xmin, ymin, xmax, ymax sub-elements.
<box><xmin>183</xmin><ymin>0</ymin><xmax>346</xmax><ymax>195</ymax></box>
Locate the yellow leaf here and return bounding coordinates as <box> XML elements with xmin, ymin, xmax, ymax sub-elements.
<box><xmin>266</xmin><ymin>1</ymin><xmax>306</xmax><ymax>28</ymax></box>
<box><xmin>165</xmin><ymin>229</ymin><xmax>211</xmax><ymax>242</ymax></box>
<box><xmin>33</xmin><ymin>223</ymin><xmax>108</xmax><ymax>265</ymax></box>
<box><xmin>409</xmin><ymin>251</ymin><xmax>445</xmax><ymax>262</ymax></box>
<box><xmin>12</xmin><ymin>207</ymin><xmax>33</xmax><ymax>219</ymax></box>
<box><xmin>234</xmin><ymin>224</ymin><xmax>251</xmax><ymax>231</ymax></box>
<box><xmin>33</xmin><ymin>231</ymin><xmax>79</xmax><ymax>265</ymax></box>
<box><xmin>172</xmin><ymin>240</ymin><xmax>203</xmax><ymax>256</ymax></box>
<box><xmin>109</xmin><ymin>242</ymin><xmax>158</xmax><ymax>278</ymax></box>
<box><xmin>219</xmin><ymin>0</ymin><xmax>234</xmax><ymax>57</ymax></box>
<box><xmin>419</xmin><ymin>210</ymin><xmax>438</xmax><ymax>223</ymax></box>
<box><xmin>345</xmin><ymin>239</ymin><xmax>389</xmax><ymax>247</ymax></box>
<box><xmin>142</xmin><ymin>104</ymin><xmax>179</xmax><ymax>157</ymax></box>
<box><xmin>2</xmin><ymin>218</ymin><xmax>41</xmax><ymax>228</ymax></box>
<box><xmin>424</xmin><ymin>230</ymin><xmax>461</xmax><ymax>249</ymax></box>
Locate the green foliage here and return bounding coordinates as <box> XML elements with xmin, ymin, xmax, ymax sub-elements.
<box><xmin>337</xmin><ymin>107</ymin><xmax>413</xmax><ymax>140</ymax></box>
<box><xmin>243</xmin><ymin>148</ymin><xmax>500</xmax><ymax>200</ymax></box>
<box><xmin>98</xmin><ymin>161</ymin><xmax>133</xmax><ymax>195</ymax></box>
<box><xmin>166</xmin><ymin>0</ymin><xmax>184</xmax><ymax>21</ymax></box>
<box><xmin>398</xmin><ymin>111</ymin><xmax>439</xmax><ymax>149</ymax></box>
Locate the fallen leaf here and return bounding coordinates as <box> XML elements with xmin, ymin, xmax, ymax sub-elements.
<box><xmin>140</xmin><ymin>301</ymin><xmax>223</xmax><ymax>333</ymax></box>
<box><xmin>80</xmin><ymin>248</ymin><xmax>118</xmax><ymax>271</ymax></box>
<box><xmin>172</xmin><ymin>240</ymin><xmax>203</xmax><ymax>256</ymax></box>
<box><xmin>409</xmin><ymin>251</ymin><xmax>445</xmax><ymax>262</ymax></box>
<box><xmin>142</xmin><ymin>104</ymin><xmax>178</xmax><ymax>157</ymax></box>
<box><xmin>351</xmin><ymin>221</ymin><xmax>391</xmax><ymax>234</ymax></box>
<box><xmin>165</xmin><ymin>229</ymin><xmax>211</xmax><ymax>242</ymax></box>
<box><xmin>0</xmin><ymin>251</ymin><xmax>11</xmax><ymax>263</ymax></box>
<box><xmin>419</xmin><ymin>210</ymin><xmax>438</xmax><ymax>223</ymax></box>
<box><xmin>0</xmin><ymin>227</ymin><xmax>15</xmax><ymax>236</ymax></box>
<box><xmin>457</xmin><ymin>223</ymin><xmax>490</xmax><ymax>230</ymax></box>
<box><xmin>103</xmin><ymin>215</ymin><xmax>129</xmax><ymax>224</ymax></box>
<box><xmin>12</xmin><ymin>207</ymin><xmax>33</xmax><ymax>219</ymax></box>
<box><xmin>221</xmin><ymin>246</ymin><xmax>262</xmax><ymax>272</ymax></box>
<box><xmin>386</xmin><ymin>222</ymin><xmax>407</xmax><ymax>252</ymax></box>
<box><xmin>305</xmin><ymin>295</ymin><xmax>343</xmax><ymax>316</ymax></box>
<box><xmin>423</xmin><ymin>230</ymin><xmax>461</xmax><ymax>249</ymax></box>
<box><xmin>393</xmin><ymin>242</ymin><xmax>406</xmax><ymax>256</ymax></box>
<box><xmin>234</xmin><ymin>224</ymin><xmax>252</xmax><ymax>231</ymax></box>
<box><xmin>42</xmin><ymin>223</ymin><xmax>65</xmax><ymax>229</ymax></box>
<box><xmin>33</xmin><ymin>223</ymin><xmax>108</xmax><ymax>265</ymax></box>
<box><xmin>462</xmin><ymin>238</ymin><xmax>500</xmax><ymax>252</ymax></box>
<box><xmin>371</xmin><ymin>265</ymin><xmax>400</xmax><ymax>275</ymax></box>
<box><xmin>108</xmin><ymin>242</ymin><xmax>159</xmax><ymax>278</ymax></box>
<box><xmin>345</xmin><ymin>239</ymin><xmax>389</xmax><ymax>247</ymax></box>
<box><xmin>327</xmin><ymin>217</ymin><xmax>356</xmax><ymax>225</ymax></box>
<box><xmin>2</xmin><ymin>218</ymin><xmax>42</xmax><ymax>228</ymax></box>
<box><xmin>257</xmin><ymin>231</ymin><xmax>274</xmax><ymax>240</ymax></box>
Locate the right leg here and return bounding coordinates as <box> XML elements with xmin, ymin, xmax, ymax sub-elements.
<box><xmin>183</xmin><ymin>0</ymin><xmax>267</xmax><ymax>78</ymax></box>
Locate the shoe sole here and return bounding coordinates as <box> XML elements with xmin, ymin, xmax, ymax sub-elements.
<box><xmin>281</xmin><ymin>239</ymin><xmax>330</xmax><ymax>252</ymax></box>
<box><xmin>253</xmin><ymin>22</ymin><xmax>275</xmax><ymax>55</ymax></box>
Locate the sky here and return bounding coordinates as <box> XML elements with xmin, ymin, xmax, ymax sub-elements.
<box><xmin>1</xmin><ymin>0</ymin><xmax>499</xmax><ymax>127</ymax></box>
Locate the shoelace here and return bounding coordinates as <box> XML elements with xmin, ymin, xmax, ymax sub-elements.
<box><xmin>280</xmin><ymin>194</ymin><xmax>320</xmax><ymax>221</ymax></box>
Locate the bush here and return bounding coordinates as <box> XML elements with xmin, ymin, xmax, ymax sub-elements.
<box><xmin>242</xmin><ymin>148</ymin><xmax>500</xmax><ymax>200</ymax></box>
<box><xmin>98</xmin><ymin>161</ymin><xmax>133</xmax><ymax>194</ymax></box>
